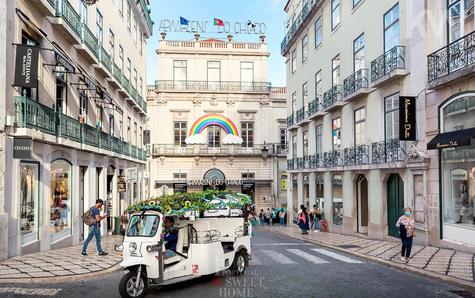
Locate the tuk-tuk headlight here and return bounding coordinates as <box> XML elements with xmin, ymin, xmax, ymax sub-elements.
<box><xmin>114</xmin><ymin>244</ymin><xmax>124</xmax><ymax>252</ymax></box>
<box><xmin>129</xmin><ymin>242</ymin><xmax>137</xmax><ymax>253</ymax></box>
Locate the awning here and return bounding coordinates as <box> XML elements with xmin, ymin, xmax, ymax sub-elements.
<box><xmin>427</xmin><ymin>127</ymin><xmax>475</xmax><ymax>150</ymax></box>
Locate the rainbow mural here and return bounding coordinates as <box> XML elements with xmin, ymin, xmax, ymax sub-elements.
<box><xmin>189</xmin><ymin>114</ymin><xmax>239</xmax><ymax>136</ymax></box>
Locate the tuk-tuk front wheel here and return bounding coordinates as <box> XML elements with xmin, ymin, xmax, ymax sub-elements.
<box><xmin>231</xmin><ymin>251</ymin><xmax>248</xmax><ymax>276</ymax></box>
<box><xmin>119</xmin><ymin>270</ymin><xmax>148</xmax><ymax>298</ymax></box>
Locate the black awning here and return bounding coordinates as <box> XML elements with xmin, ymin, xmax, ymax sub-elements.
<box><xmin>427</xmin><ymin>127</ymin><xmax>475</xmax><ymax>150</ymax></box>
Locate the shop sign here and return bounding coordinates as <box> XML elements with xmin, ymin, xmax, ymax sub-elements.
<box><xmin>281</xmin><ymin>172</ymin><xmax>287</xmax><ymax>190</ymax></box>
<box><xmin>13</xmin><ymin>137</ymin><xmax>32</xmax><ymax>159</ymax></box>
<box><xmin>14</xmin><ymin>45</ymin><xmax>39</xmax><ymax>88</ymax></box>
<box><xmin>55</xmin><ymin>51</ymin><xmax>75</xmax><ymax>73</ymax></box>
<box><xmin>187</xmin><ymin>179</ymin><xmax>243</xmax><ymax>186</ymax></box>
<box><xmin>158</xmin><ymin>18</ymin><xmax>266</xmax><ymax>35</ymax></box>
<box><xmin>118</xmin><ymin>176</ymin><xmax>126</xmax><ymax>192</ymax></box>
<box><xmin>399</xmin><ymin>96</ymin><xmax>417</xmax><ymax>141</ymax></box>
<box><xmin>125</xmin><ymin>168</ymin><xmax>137</xmax><ymax>182</ymax></box>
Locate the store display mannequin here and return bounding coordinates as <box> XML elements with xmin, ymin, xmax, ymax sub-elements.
<box><xmin>457</xmin><ymin>181</ymin><xmax>469</xmax><ymax>224</ymax></box>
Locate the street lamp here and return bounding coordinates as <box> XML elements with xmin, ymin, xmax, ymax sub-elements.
<box><xmin>261</xmin><ymin>143</ymin><xmax>269</xmax><ymax>159</ymax></box>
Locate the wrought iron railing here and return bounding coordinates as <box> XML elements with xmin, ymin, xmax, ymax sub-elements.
<box><xmin>296</xmin><ymin>157</ymin><xmax>305</xmax><ymax>169</ymax></box>
<box><xmin>99</xmin><ymin>46</ymin><xmax>112</xmax><ymax>72</ymax></box>
<box><xmin>100</xmin><ymin>131</ymin><xmax>111</xmax><ymax>151</ymax></box>
<box><xmin>307</xmin><ymin>98</ymin><xmax>321</xmax><ymax>117</ymax></box>
<box><xmin>58</xmin><ymin>112</ymin><xmax>81</xmax><ymax>142</ymax></box>
<box><xmin>323</xmin><ymin>85</ymin><xmax>343</xmax><ymax>109</ymax></box>
<box><xmin>151</xmin><ymin>144</ymin><xmax>283</xmax><ymax>156</ymax></box>
<box><xmin>323</xmin><ymin>150</ymin><xmax>343</xmax><ymax>167</ymax></box>
<box><xmin>81</xmin><ymin>25</ymin><xmax>99</xmax><ymax>58</ymax></box>
<box><xmin>308</xmin><ymin>153</ymin><xmax>323</xmax><ymax>168</ymax></box>
<box><xmin>14</xmin><ymin>96</ymin><xmax>56</xmax><ymax>134</ymax></box>
<box><xmin>287</xmin><ymin>158</ymin><xmax>295</xmax><ymax>170</ymax></box>
<box><xmin>296</xmin><ymin>107</ymin><xmax>305</xmax><ymax>123</ymax></box>
<box><xmin>371</xmin><ymin>138</ymin><xmax>406</xmax><ymax>164</ymax></box>
<box><xmin>113</xmin><ymin>63</ymin><xmax>122</xmax><ymax>83</ymax></box>
<box><xmin>428</xmin><ymin>30</ymin><xmax>475</xmax><ymax>82</ymax></box>
<box><xmin>281</xmin><ymin>0</ymin><xmax>322</xmax><ymax>54</ymax></box>
<box><xmin>47</xmin><ymin>0</ymin><xmax>55</xmax><ymax>8</ymax></box>
<box><xmin>343</xmin><ymin>69</ymin><xmax>369</xmax><ymax>97</ymax></box>
<box><xmin>155</xmin><ymin>80</ymin><xmax>271</xmax><ymax>93</ymax></box>
<box><xmin>343</xmin><ymin>145</ymin><xmax>370</xmax><ymax>166</ymax></box>
<box><xmin>138</xmin><ymin>0</ymin><xmax>154</xmax><ymax>33</ymax></box>
<box><xmin>371</xmin><ymin>46</ymin><xmax>406</xmax><ymax>82</ymax></box>
<box><xmin>55</xmin><ymin>0</ymin><xmax>81</xmax><ymax>38</ymax></box>
<box><xmin>287</xmin><ymin>114</ymin><xmax>295</xmax><ymax>128</ymax></box>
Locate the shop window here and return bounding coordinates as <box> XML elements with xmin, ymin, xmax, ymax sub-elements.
<box><xmin>316</xmin><ymin>175</ymin><xmax>324</xmax><ymax>210</ymax></box>
<box><xmin>332</xmin><ymin>175</ymin><xmax>343</xmax><ymax>226</ymax></box>
<box><xmin>20</xmin><ymin>162</ymin><xmax>39</xmax><ymax>244</ymax></box>
<box><xmin>332</xmin><ymin>117</ymin><xmax>341</xmax><ymax>150</ymax></box>
<box><xmin>50</xmin><ymin>159</ymin><xmax>72</xmax><ymax>239</ymax></box>
<box><xmin>208</xmin><ymin>125</ymin><xmax>221</xmax><ymax>147</ymax></box>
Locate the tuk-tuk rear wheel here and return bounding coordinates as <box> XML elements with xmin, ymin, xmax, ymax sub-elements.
<box><xmin>119</xmin><ymin>270</ymin><xmax>148</xmax><ymax>298</ymax></box>
<box><xmin>231</xmin><ymin>251</ymin><xmax>247</xmax><ymax>276</ymax></box>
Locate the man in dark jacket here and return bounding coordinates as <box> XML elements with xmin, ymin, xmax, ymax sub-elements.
<box><xmin>163</xmin><ymin>216</ymin><xmax>178</xmax><ymax>259</ymax></box>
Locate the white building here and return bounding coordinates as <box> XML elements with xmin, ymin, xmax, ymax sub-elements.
<box><xmin>0</xmin><ymin>0</ymin><xmax>152</xmax><ymax>259</ymax></box>
<box><xmin>147</xmin><ymin>34</ymin><xmax>288</xmax><ymax>211</ymax></box>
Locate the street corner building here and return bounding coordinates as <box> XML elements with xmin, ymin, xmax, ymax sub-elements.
<box><xmin>282</xmin><ymin>0</ymin><xmax>475</xmax><ymax>251</ymax></box>
<box><xmin>0</xmin><ymin>0</ymin><xmax>153</xmax><ymax>260</ymax></box>
<box><xmin>147</xmin><ymin>33</ymin><xmax>288</xmax><ymax>212</ymax></box>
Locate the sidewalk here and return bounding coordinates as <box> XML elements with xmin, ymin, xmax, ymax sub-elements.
<box><xmin>261</xmin><ymin>225</ymin><xmax>475</xmax><ymax>291</ymax></box>
<box><xmin>0</xmin><ymin>236</ymin><xmax>123</xmax><ymax>283</ymax></box>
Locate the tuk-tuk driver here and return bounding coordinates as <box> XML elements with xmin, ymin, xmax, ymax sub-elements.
<box><xmin>163</xmin><ymin>216</ymin><xmax>178</xmax><ymax>259</ymax></box>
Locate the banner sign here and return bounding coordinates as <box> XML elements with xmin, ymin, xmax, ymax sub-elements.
<box><xmin>55</xmin><ymin>51</ymin><xmax>75</xmax><ymax>73</ymax></box>
<box><xmin>13</xmin><ymin>137</ymin><xmax>33</xmax><ymax>159</ymax></box>
<box><xmin>399</xmin><ymin>96</ymin><xmax>417</xmax><ymax>141</ymax></box>
<box><xmin>14</xmin><ymin>45</ymin><xmax>39</xmax><ymax>88</ymax></box>
<box><xmin>118</xmin><ymin>176</ymin><xmax>126</xmax><ymax>192</ymax></box>
<box><xmin>158</xmin><ymin>18</ymin><xmax>266</xmax><ymax>35</ymax></box>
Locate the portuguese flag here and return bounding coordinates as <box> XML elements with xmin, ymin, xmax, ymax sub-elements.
<box><xmin>214</xmin><ymin>18</ymin><xmax>224</xmax><ymax>26</ymax></box>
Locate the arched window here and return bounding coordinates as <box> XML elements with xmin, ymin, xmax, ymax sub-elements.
<box><xmin>441</xmin><ymin>94</ymin><xmax>475</xmax><ymax>133</ymax></box>
<box><xmin>50</xmin><ymin>159</ymin><xmax>72</xmax><ymax>240</ymax></box>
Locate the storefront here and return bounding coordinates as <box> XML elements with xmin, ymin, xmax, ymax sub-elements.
<box><xmin>20</xmin><ymin>162</ymin><xmax>39</xmax><ymax>245</ymax></box>
<box><xmin>50</xmin><ymin>159</ymin><xmax>72</xmax><ymax>242</ymax></box>
<box><xmin>332</xmin><ymin>174</ymin><xmax>343</xmax><ymax>226</ymax></box>
<box><xmin>428</xmin><ymin>93</ymin><xmax>475</xmax><ymax>245</ymax></box>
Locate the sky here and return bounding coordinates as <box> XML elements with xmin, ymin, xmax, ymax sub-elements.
<box><xmin>146</xmin><ymin>0</ymin><xmax>287</xmax><ymax>87</ymax></box>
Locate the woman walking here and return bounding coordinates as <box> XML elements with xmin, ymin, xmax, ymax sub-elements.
<box><xmin>258</xmin><ymin>209</ymin><xmax>265</xmax><ymax>227</ymax></box>
<box><xmin>298</xmin><ymin>206</ymin><xmax>310</xmax><ymax>235</ymax></box>
<box><xmin>314</xmin><ymin>207</ymin><xmax>322</xmax><ymax>232</ymax></box>
<box><xmin>396</xmin><ymin>207</ymin><xmax>416</xmax><ymax>263</ymax></box>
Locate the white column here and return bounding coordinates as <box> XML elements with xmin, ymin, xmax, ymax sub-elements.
<box><xmin>323</xmin><ymin>171</ymin><xmax>332</xmax><ymax>224</ymax></box>
<box><xmin>343</xmin><ymin>170</ymin><xmax>354</xmax><ymax>234</ymax></box>
<box><xmin>309</xmin><ymin>172</ymin><xmax>317</xmax><ymax>208</ymax></box>
<box><xmin>297</xmin><ymin>172</ymin><xmax>303</xmax><ymax>209</ymax></box>
<box><xmin>287</xmin><ymin>173</ymin><xmax>293</xmax><ymax>225</ymax></box>
<box><xmin>368</xmin><ymin>169</ymin><xmax>384</xmax><ymax>239</ymax></box>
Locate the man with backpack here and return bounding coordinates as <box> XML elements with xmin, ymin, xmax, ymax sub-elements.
<box><xmin>81</xmin><ymin>199</ymin><xmax>108</xmax><ymax>256</ymax></box>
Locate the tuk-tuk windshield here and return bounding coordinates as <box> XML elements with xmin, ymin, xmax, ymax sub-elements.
<box><xmin>127</xmin><ymin>215</ymin><xmax>160</xmax><ymax>237</ymax></box>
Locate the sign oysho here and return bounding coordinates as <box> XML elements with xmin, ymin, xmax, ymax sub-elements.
<box><xmin>13</xmin><ymin>137</ymin><xmax>33</xmax><ymax>159</ymax></box>
<box><xmin>158</xmin><ymin>18</ymin><xmax>266</xmax><ymax>35</ymax></box>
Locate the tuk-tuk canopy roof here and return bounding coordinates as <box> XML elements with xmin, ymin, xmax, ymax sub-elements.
<box><xmin>127</xmin><ymin>190</ymin><xmax>252</xmax><ymax>216</ymax></box>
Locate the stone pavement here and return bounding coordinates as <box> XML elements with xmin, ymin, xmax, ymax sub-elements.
<box><xmin>260</xmin><ymin>225</ymin><xmax>475</xmax><ymax>290</ymax></box>
<box><xmin>0</xmin><ymin>236</ymin><xmax>123</xmax><ymax>282</ymax></box>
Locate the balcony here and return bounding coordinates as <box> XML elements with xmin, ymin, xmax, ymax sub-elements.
<box><xmin>343</xmin><ymin>145</ymin><xmax>370</xmax><ymax>166</ymax></box>
<box><xmin>323</xmin><ymin>150</ymin><xmax>344</xmax><ymax>167</ymax></box>
<box><xmin>427</xmin><ymin>31</ymin><xmax>475</xmax><ymax>89</ymax></box>
<box><xmin>296</xmin><ymin>157</ymin><xmax>305</xmax><ymax>169</ymax></box>
<box><xmin>93</xmin><ymin>45</ymin><xmax>112</xmax><ymax>76</ymax></box>
<box><xmin>52</xmin><ymin>0</ymin><xmax>82</xmax><ymax>43</ymax></box>
<box><xmin>371</xmin><ymin>139</ymin><xmax>406</xmax><ymax>164</ymax></box>
<box><xmin>30</xmin><ymin>0</ymin><xmax>56</xmax><ymax>16</ymax></box>
<box><xmin>370</xmin><ymin>46</ymin><xmax>408</xmax><ymax>87</ymax></box>
<box><xmin>343</xmin><ymin>69</ymin><xmax>372</xmax><ymax>101</ymax></box>
<box><xmin>308</xmin><ymin>153</ymin><xmax>323</xmax><ymax>168</ymax></box>
<box><xmin>287</xmin><ymin>114</ymin><xmax>295</xmax><ymax>129</ymax></box>
<box><xmin>13</xmin><ymin>96</ymin><xmax>146</xmax><ymax>161</ymax></box>
<box><xmin>287</xmin><ymin>158</ymin><xmax>296</xmax><ymax>170</ymax></box>
<box><xmin>137</xmin><ymin>0</ymin><xmax>154</xmax><ymax>35</ymax></box>
<box><xmin>150</xmin><ymin>144</ymin><xmax>284</xmax><ymax>157</ymax></box>
<box><xmin>76</xmin><ymin>25</ymin><xmax>99</xmax><ymax>62</ymax></box>
<box><xmin>323</xmin><ymin>85</ymin><xmax>344</xmax><ymax>111</ymax></box>
<box><xmin>281</xmin><ymin>0</ymin><xmax>323</xmax><ymax>55</ymax></box>
<box><xmin>154</xmin><ymin>80</ymin><xmax>271</xmax><ymax>93</ymax></box>
<box><xmin>295</xmin><ymin>107</ymin><xmax>306</xmax><ymax>123</ymax></box>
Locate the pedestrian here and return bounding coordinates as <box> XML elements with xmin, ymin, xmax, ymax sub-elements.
<box><xmin>81</xmin><ymin>199</ymin><xmax>108</xmax><ymax>256</ymax></box>
<box><xmin>248</xmin><ymin>211</ymin><xmax>257</xmax><ymax>236</ymax></box>
<box><xmin>271</xmin><ymin>208</ymin><xmax>276</xmax><ymax>226</ymax></box>
<box><xmin>309</xmin><ymin>205</ymin><xmax>315</xmax><ymax>231</ymax></box>
<box><xmin>314</xmin><ymin>207</ymin><xmax>322</xmax><ymax>232</ymax></box>
<box><xmin>266</xmin><ymin>208</ymin><xmax>271</xmax><ymax>225</ymax></box>
<box><xmin>279</xmin><ymin>209</ymin><xmax>286</xmax><ymax>225</ymax></box>
<box><xmin>258</xmin><ymin>209</ymin><xmax>265</xmax><ymax>227</ymax></box>
<box><xmin>396</xmin><ymin>207</ymin><xmax>415</xmax><ymax>263</ymax></box>
<box><xmin>298</xmin><ymin>206</ymin><xmax>310</xmax><ymax>235</ymax></box>
<box><xmin>120</xmin><ymin>210</ymin><xmax>129</xmax><ymax>236</ymax></box>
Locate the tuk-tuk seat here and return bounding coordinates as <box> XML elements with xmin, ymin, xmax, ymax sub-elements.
<box><xmin>164</xmin><ymin>227</ymin><xmax>186</xmax><ymax>265</ymax></box>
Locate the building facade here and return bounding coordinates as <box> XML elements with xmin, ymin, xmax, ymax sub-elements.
<box><xmin>0</xmin><ymin>0</ymin><xmax>152</xmax><ymax>259</ymax></box>
<box><xmin>147</xmin><ymin>35</ymin><xmax>287</xmax><ymax>211</ymax></box>
<box><xmin>283</xmin><ymin>0</ymin><xmax>433</xmax><ymax>243</ymax></box>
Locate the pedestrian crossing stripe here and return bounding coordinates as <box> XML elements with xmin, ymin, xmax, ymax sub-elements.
<box><xmin>311</xmin><ymin>249</ymin><xmax>363</xmax><ymax>264</ymax></box>
<box><xmin>286</xmin><ymin>249</ymin><xmax>329</xmax><ymax>264</ymax></box>
<box><xmin>261</xmin><ymin>250</ymin><xmax>297</xmax><ymax>264</ymax></box>
<box><xmin>249</xmin><ymin>255</ymin><xmax>262</xmax><ymax>266</ymax></box>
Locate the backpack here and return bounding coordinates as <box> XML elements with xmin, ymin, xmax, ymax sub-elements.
<box><xmin>82</xmin><ymin>207</ymin><xmax>97</xmax><ymax>226</ymax></box>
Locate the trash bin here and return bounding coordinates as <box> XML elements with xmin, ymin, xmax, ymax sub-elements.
<box><xmin>114</xmin><ymin>216</ymin><xmax>121</xmax><ymax>235</ymax></box>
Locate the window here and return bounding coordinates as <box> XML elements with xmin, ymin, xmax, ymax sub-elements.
<box><xmin>174</xmin><ymin>122</ymin><xmax>187</xmax><ymax>146</ymax></box>
<box><xmin>331</xmin><ymin>0</ymin><xmax>340</xmax><ymax>30</ymax></box>
<box><xmin>332</xmin><ymin>54</ymin><xmax>341</xmax><ymax>86</ymax></box>
<box><xmin>109</xmin><ymin>30</ymin><xmax>115</xmax><ymax>60</ymax></box>
<box><xmin>207</xmin><ymin>61</ymin><xmax>221</xmax><ymax>90</ymax></box>
<box><xmin>241</xmin><ymin>122</ymin><xmax>254</xmax><ymax>148</ymax></box>
<box><xmin>303</xmin><ymin>130</ymin><xmax>309</xmax><ymax>156</ymax></box>
<box><xmin>139</xmin><ymin>127</ymin><xmax>143</xmax><ymax>147</ymax></box>
<box><xmin>332</xmin><ymin>117</ymin><xmax>341</xmax><ymax>150</ymax></box>
<box><xmin>241</xmin><ymin>173</ymin><xmax>255</xmax><ymax>180</ymax></box>
<box><xmin>291</xmin><ymin>48</ymin><xmax>297</xmax><ymax>73</ymax></box>
<box><xmin>353</xmin><ymin>0</ymin><xmax>362</xmax><ymax>7</ymax></box>
<box><xmin>20</xmin><ymin>162</ymin><xmax>39</xmax><ymax>243</ymax></box>
<box><xmin>127</xmin><ymin>1</ymin><xmax>131</xmax><ymax>31</ymax></box>
<box><xmin>134</xmin><ymin>122</ymin><xmax>138</xmax><ymax>146</ymax></box>
<box><xmin>50</xmin><ymin>159</ymin><xmax>72</xmax><ymax>239</ymax></box>
<box><xmin>134</xmin><ymin>18</ymin><xmax>138</xmax><ymax>44</ymax></box>
<box><xmin>127</xmin><ymin>117</ymin><xmax>131</xmax><ymax>142</ymax></box>
<box><xmin>140</xmin><ymin>32</ymin><xmax>143</xmax><ymax>54</ymax></box>
<box><xmin>119</xmin><ymin>117</ymin><xmax>123</xmax><ymax>139</ymax></box>
<box><xmin>302</xmin><ymin>82</ymin><xmax>309</xmax><ymax>107</ymax></box>
<box><xmin>354</xmin><ymin>107</ymin><xmax>366</xmax><ymax>145</ymax></box>
<box><xmin>133</xmin><ymin>68</ymin><xmax>137</xmax><ymax>89</ymax></box>
<box><xmin>208</xmin><ymin>126</ymin><xmax>221</xmax><ymax>147</ymax></box>
<box><xmin>353</xmin><ymin>33</ymin><xmax>365</xmax><ymax>72</ymax></box>
<box><xmin>280</xmin><ymin>128</ymin><xmax>287</xmax><ymax>145</ymax></box>
<box><xmin>55</xmin><ymin>73</ymin><xmax>67</xmax><ymax>114</ymax></box>
<box><xmin>332</xmin><ymin>175</ymin><xmax>343</xmax><ymax>226</ymax></box>
<box><xmin>119</xmin><ymin>45</ymin><xmax>124</xmax><ymax>71</ymax></box>
<box><xmin>316</xmin><ymin>125</ymin><xmax>322</xmax><ymax>154</ymax></box>
<box><xmin>79</xmin><ymin>0</ymin><xmax>87</xmax><ymax>24</ymax></box>
<box><xmin>302</xmin><ymin>34</ymin><xmax>309</xmax><ymax>63</ymax></box>
<box><xmin>173</xmin><ymin>60</ymin><xmax>187</xmax><ymax>83</ymax></box>
<box><xmin>315</xmin><ymin>70</ymin><xmax>322</xmax><ymax>99</ymax></box>
<box><xmin>385</xmin><ymin>93</ymin><xmax>399</xmax><ymax>140</ymax></box>
<box><xmin>316</xmin><ymin>175</ymin><xmax>324</xmax><ymax>208</ymax></box>
<box><xmin>448</xmin><ymin>0</ymin><xmax>475</xmax><ymax>42</ymax></box>
<box><xmin>315</xmin><ymin>16</ymin><xmax>322</xmax><ymax>48</ymax></box>
<box><xmin>384</xmin><ymin>3</ymin><xmax>400</xmax><ymax>51</ymax></box>
<box><xmin>96</xmin><ymin>9</ymin><xmax>103</xmax><ymax>44</ymax></box>
<box><xmin>127</xmin><ymin>215</ymin><xmax>160</xmax><ymax>237</ymax></box>
<box><xmin>292</xmin><ymin>134</ymin><xmax>297</xmax><ymax>158</ymax></box>
<box><xmin>109</xmin><ymin>115</ymin><xmax>114</xmax><ymax>136</ymax></box>
<box><xmin>127</xmin><ymin>58</ymin><xmax>131</xmax><ymax>80</ymax></box>
<box><xmin>173</xmin><ymin>173</ymin><xmax>187</xmax><ymax>180</ymax></box>
<box><xmin>118</xmin><ymin>0</ymin><xmax>123</xmax><ymax>16</ymax></box>
<box><xmin>79</xmin><ymin>85</ymin><xmax>88</xmax><ymax>122</ymax></box>
<box><xmin>139</xmin><ymin>78</ymin><xmax>143</xmax><ymax>96</ymax></box>
<box><xmin>240</xmin><ymin>62</ymin><xmax>254</xmax><ymax>82</ymax></box>
<box><xmin>292</xmin><ymin>91</ymin><xmax>297</xmax><ymax>114</ymax></box>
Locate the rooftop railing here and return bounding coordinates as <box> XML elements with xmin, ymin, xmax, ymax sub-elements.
<box><xmin>154</xmin><ymin>80</ymin><xmax>271</xmax><ymax>93</ymax></box>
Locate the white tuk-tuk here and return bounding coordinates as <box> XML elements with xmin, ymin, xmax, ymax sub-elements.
<box><xmin>115</xmin><ymin>200</ymin><xmax>252</xmax><ymax>298</ymax></box>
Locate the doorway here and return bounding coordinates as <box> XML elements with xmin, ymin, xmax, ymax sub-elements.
<box><xmin>387</xmin><ymin>173</ymin><xmax>404</xmax><ymax>237</ymax></box>
<box><xmin>356</xmin><ymin>175</ymin><xmax>368</xmax><ymax>234</ymax></box>
<box><xmin>241</xmin><ymin>183</ymin><xmax>255</xmax><ymax>202</ymax></box>
<box><xmin>106</xmin><ymin>166</ymin><xmax>115</xmax><ymax>232</ymax></box>
<box><xmin>79</xmin><ymin>166</ymin><xmax>87</xmax><ymax>240</ymax></box>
